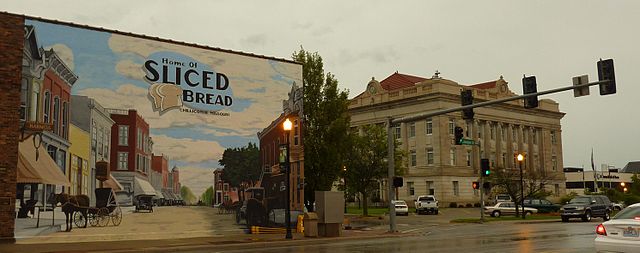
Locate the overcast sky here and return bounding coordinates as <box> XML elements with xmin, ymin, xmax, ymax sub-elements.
<box><xmin>4</xmin><ymin>0</ymin><xmax>639</xmax><ymax>169</ymax></box>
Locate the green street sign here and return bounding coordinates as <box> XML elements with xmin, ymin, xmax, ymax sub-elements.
<box><xmin>459</xmin><ymin>139</ymin><xmax>476</xmax><ymax>145</ymax></box>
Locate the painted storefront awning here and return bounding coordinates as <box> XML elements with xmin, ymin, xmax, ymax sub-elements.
<box><xmin>153</xmin><ymin>189</ymin><xmax>164</xmax><ymax>199</ymax></box>
<box><xmin>103</xmin><ymin>174</ymin><xmax>123</xmax><ymax>191</ymax></box>
<box><xmin>133</xmin><ymin>177</ymin><xmax>156</xmax><ymax>196</ymax></box>
<box><xmin>17</xmin><ymin>136</ymin><xmax>71</xmax><ymax>186</ymax></box>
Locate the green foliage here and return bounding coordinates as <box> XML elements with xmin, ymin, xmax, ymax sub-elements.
<box><xmin>344</xmin><ymin>125</ymin><xmax>391</xmax><ymax>216</ymax></box>
<box><xmin>200</xmin><ymin>186</ymin><xmax>214</xmax><ymax>206</ymax></box>
<box><xmin>180</xmin><ymin>186</ymin><xmax>197</xmax><ymax>205</ymax></box>
<box><xmin>292</xmin><ymin>47</ymin><xmax>350</xmax><ymax>211</ymax></box>
<box><xmin>559</xmin><ymin>192</ymin><xmax>579</xmax><ymax>204</ymax></box>
<box><xmin>218</xmin><ymin>142</ymin><xmax>260</xmax><ymax>188</ymax></box>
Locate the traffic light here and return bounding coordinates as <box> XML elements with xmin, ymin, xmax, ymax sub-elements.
<box><xmin>454</xmin><ymin>126</ymin><xmax>464</xmax><ymax>145</ymax></box>
<box><xmin>461</xmin><ymin>90</ymin><xmax>474</xmax><ymax>120</ymax></box>
<box><xmin>393</xmin><ymin>176</ymin><xmax>403</xmax><ymax>188</ymax></box>
<box><xmin>522</xmin><ymin>75</ymin><xmax>538</xmax><ymax>109</ymax></box>
<box><xmin>481</xmin><ymin>158</ymin><xmax>490</xmax><ymax>177</ymax></box>
<box><xmin>597</xmin><ymin>59</ymin><xmax>616</xmax><ymax>95</ymax></box>
<box><xmin>472</xmin><ymin>181</ymin><xmax>479</xmax><ymax>190</ymax></box>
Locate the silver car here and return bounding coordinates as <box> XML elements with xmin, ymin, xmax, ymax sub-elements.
<box><xmin>484</xmin><ymin>202</ymin><xmax>538</xmax><ymax>218</ymax></box>
<box><xmin>393</xmin><ymin>200</ymin><xmax>409</xmax><ymax>216</ymax></box>
<box><xmin>595</xmin><ymin>203</ymin><xmax>640</xmax><ymax>252</ymax></box>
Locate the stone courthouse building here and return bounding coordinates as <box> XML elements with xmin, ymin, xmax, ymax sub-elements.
<box><xmin>348</xmin><ymin>72</ymin><xmax>566</xmax><ymax>206</ymax></box>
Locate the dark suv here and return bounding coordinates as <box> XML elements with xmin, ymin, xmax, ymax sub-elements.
<box><xmin>560</xmin><ymin>195</ymin><xmax>612</xmax><ymax>222</ymax></box>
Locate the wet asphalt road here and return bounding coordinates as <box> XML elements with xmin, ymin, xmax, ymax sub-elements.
<box><xmin>206</xmin><ymin>221</ymin><xmax>599</xmax><ymax>253</ymax></box>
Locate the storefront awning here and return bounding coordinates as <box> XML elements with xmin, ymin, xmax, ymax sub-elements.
<box><xmin>153</xmin><ymin>189</ymin><xmax>165</xmax><ymax>199</ymax></box>
<box><xmin>133</xmin><ymin>177</ymin><xmax>156</xmax><ymax>196</ymax></box>
<box><xmin>103</xmin><ymin>174</ymin><xmax>123</xmax><ymax>191</ymax></box>
<box><xmin>17</xmin><ymin>136</ymin><xmax>71</xmax><ymax>186</ymax></box>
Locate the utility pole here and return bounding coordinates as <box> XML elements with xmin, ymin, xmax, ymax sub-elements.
<box><xmin>386</xmin><ymin>117</ymin><xmax>396</xmax><ymax>233</ymax></box>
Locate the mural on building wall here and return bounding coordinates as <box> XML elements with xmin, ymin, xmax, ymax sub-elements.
<box><xmin>24</xmin><ymin>18</ymin><xmax>302</xmax><ymax>203</ymax></box>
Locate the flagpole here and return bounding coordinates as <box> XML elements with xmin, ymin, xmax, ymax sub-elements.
<box><xmin>582</xmin><ymin>164</ymin><xmax>585</xmax><ymax>192</ymax></box>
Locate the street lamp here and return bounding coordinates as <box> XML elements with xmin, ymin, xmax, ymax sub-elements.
<box><xmin>343</xmin><ymin>165</ymin><xmax>347</xmax><ymax>213</ymax></box>
<box><xmin>282</xmin><ymin>118</ymin><xmax>293</xmax><ymax>239</ymax></box>
<box><xmin>517</xmin><ymin>153</ymin><xmax>525</xmax><ymax>219</ymax></box>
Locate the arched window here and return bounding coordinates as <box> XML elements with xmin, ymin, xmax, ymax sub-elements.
<box><xmin>43</xmin><ymin>91</ymin><xmax>50</xmax><ymax>123</ymax></box>
<box><xmin>20</xmin><ymin>79</ymin><xmax>29</xmax><ymax>121</ymax></box>
<box><xmin>53</xmin><ymin>97</ymin><xmax>60</xmax><ymax>135</ymax></box>
<box><xmin>30</xmin><ymin>82</ymin><xmax>40</xmax><ymax>120</ymax></box>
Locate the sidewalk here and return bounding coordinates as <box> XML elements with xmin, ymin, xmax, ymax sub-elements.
<box><xmin>13</xmin><ymin>209</ymin><xmax>66</xmax><ymax>238</ymax></box>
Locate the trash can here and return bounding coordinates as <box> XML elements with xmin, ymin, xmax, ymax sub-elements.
<box><xmin>303</xmin><ymin>212</ymin><xmax>318</xmax><ymax>237</ymax></box>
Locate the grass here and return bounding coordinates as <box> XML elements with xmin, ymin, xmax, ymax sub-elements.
<box><xmin>451</xmin><ymin>214</ymin><xmax>560</xmax><ymax>223</ymax></box>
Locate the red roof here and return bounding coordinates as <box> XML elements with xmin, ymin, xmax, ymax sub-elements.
<box><xmin>380</xmin><ymin>72</ymin><xmax>427</xmax><ymax>90</ymax></box>
<box><xmin>469</xmin><ymin>81</ymin><xmax>497</xmax><ymax>89</ymax></box>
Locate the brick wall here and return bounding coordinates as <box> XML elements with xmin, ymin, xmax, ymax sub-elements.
<box><xmin>0</xmin><ymin>12</ymin><xmax>24</xmax><ymax>242</ymax></box>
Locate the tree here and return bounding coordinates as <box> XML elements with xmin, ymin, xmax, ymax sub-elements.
<box><xmin>218</xmin><ymin>142</ymin><xmax>261</xmax><ymax>188</ymax></box>
<box><xmin>200</xmin><ymin>186</ymin><xmax>214</xmax><ymax>206</ymax></box>
<box><xmin>292</xmin><ymin>47</ymin><xmax>350</xmax><ymax>211</ymax></box>
<box><xmin>490</xmin><ymin>166</ymin><xmax>556</xmax><ymax>217</ymax></box>
<box><xmin>344</xmin><ymin>125</ymin><xmax>406</xmax><ymax>216</ymax></box>
<box><xmin>180</xmin><ymin>186</ymin><xmax>197</xmax><ymax>205</ymax></box>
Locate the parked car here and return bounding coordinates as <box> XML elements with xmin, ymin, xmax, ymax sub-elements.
<box><xmin>414</xmin><ymin>195</ymin><xmax>438</xmax><ymax>215</ymax></box>
<box><xmin>523</xmin><ymin>198</ymin><xmax>561</xmax><ymax>213</ymax></box>
<box><xmin>613</xmin><ymin>202</ymin><xmax>626</xmax><ymax>211</ymax></box>
<box><xmin>484</xmin><ymin>202</ymin><xmax>538</xmax><ymax>218</ymax></box>
<box><xmin>393</xmin><ymin>200</ymin><xmax>409</xmax><ymax>216</ymax></box>
<box><xmin>595</xmin><ymin>203</ymin><xmax>640</xmax><ymax>252</ymax></box>
<box><xmin>561</xmin><ymin>195</ymin><xmax>612</xmax><ymax>222</ymax></box>
<box><xmin>495</xmin><ymin>194</ymin><xmax>512</xmax><ymax>204</ymax></box>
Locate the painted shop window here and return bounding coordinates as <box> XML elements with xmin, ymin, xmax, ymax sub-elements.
<box><xmin>20</xmin><ymin>78</ymin><xmax>28</xmax><ymax>121</ymax></box>
<box><xmin>118</xmin><ymin>152</ymin><xmax>128</xmax><ymax>170</ymax></box>
<box><xmin>53</xmin><ymin>97</ymin><xmax>60</xmax><ymax>135</ymax></box>
<box><xmin>62</xmin><ymin>102</ymin><xmax>68</xmax><ymax>138</ymax></box>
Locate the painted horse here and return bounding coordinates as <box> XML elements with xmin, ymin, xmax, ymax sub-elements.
<box><xmin>51</xmin><ymin>193</ymin><xmax>90</xmax><ymax>232</ymax></box>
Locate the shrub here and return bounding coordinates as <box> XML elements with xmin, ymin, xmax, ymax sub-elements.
<box><xmin>465</xmin><ymin>203</ymin><xmax>473</xmax><ymax>208</ymax></box>
<box><xmin>559</xmin><ymin>192</ymin><xmax>579</xmax><ymax>204</ymax></box>
<box><xmin>474</xmin><ymin>203</ymin><xmax>481</xmax><ymax>208</ymax></box>
<box><xmin>449</xmin><ymin>202</ymin><xmax>458</xmax><ymax>208</ymax></box>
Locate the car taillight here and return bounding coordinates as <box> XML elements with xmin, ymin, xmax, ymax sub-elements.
<box><xmin>596</xmin><ymin>224</ymin><xmax>607</xmax><ymax>236</ymax></box>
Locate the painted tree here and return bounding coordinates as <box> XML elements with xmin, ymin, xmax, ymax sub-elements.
<box><xmin>180</xmin><ymin>186</ymin><xmax>197</xmax><ymax>205</ymax></box>
<box><xmin>292</xmin><ymin>47</ymin><xmax>350</xmax><ymax>211</ymax></box>
<box><xmin>344</xmin><ymin>125</ymin><xmax>406</xmax><ymax>216</ymax></box>
<box><xmin>200</xmin><ymin>186</ymin><xmax>214</xmax><ymax>206</ymax></box>
<box><xmin>218</xmin><ymin>142</ymin><xmax>261</xmax><ymax>188</ymax></box>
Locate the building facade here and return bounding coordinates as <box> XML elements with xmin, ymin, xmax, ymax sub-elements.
<box><xmin>70</xmin><ymin>95</ymin><xmax>115</xmax><ymax>205</ymax></box>
<box><xmin>348</xmin><ymin>72</ymin><xmax>566</xmax><ymax>206</ymax></box>
<box><xmin>68</xmin><ymin>123</ymin><xmax>90</xmax><ymax>196</ymax></box>
<box><xmin>257</xmin><ymin>82</ymin><xmax>304</xmax><ymax>212</ymax></box>
<box><xmin>108</xmin><ymin>109</ymin><xmax>155</xmax><ymax>205</ymax></box>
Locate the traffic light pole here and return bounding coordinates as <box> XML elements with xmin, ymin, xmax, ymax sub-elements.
<box><xmin>387</xmin><ymin>117</ymin><xmax>397</xmax><ymax>233</ymax></box>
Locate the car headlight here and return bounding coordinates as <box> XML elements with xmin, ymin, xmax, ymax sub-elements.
<box><xmin>575</xmin><ymin>206</ymin><xmax>584</xmax><ymax>210</ymax></box>
<box><xmin>560</xmin><ymin>207</ymin><xmax>564</xmax><ymax>211</ymax></box>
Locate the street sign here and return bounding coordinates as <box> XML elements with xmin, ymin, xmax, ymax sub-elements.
<box><xmin>573</xmin><ymin>75</ymin><xmax>590</xmax><ymax>97</ymax></box>
<box><xmin>459</xmin><ymin>138</ymin><xmax>475</xmax><ymax>145</ymax></box>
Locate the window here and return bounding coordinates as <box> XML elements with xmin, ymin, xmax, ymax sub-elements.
<box><xmin>426</xmin><ymin>148</ymin><xmax>434</xmax><ymax>165</ymax></box>
<box><xmin>294</xmin><ymin>120</ymin><xmax>299</xmax><ymax>145</ymax></box>
<box><xmin>137</xmin><ymin>128</ymin><xmax>142</xmax><ymax>149</ymax></box>
<box><xmin>118</xmin><ymin>125</ymin><xmax>129</xmax><ymax>146</ymax></box>
<box><xmin>466</xmin><ymin>151</ymin><xmax>471</xmax><ymax>166</ymax></box>
<box><xmin>20</xmin><ymin>79</ymin><xmax>28</xmax><ymax>121</ymax></box>
<box><xmin>410</xmin><ymin>150</ymin><xmax>416</xmax><ymax>167</ymax></box>
<box><xmin>62</xmin><ymin>102</ymin><xmax>68</xmax><ymax>138</ymax></box>
<box><xmin>91</xmin><ymin>122</ymin><xmax>97</xmax><ymax>150</ymax></box>
<box><xmin>408</xmin><ymin>122</ymin><xmax>415</xmax><ymax>138</ymax></box>
<box><xmin>450</xmin><ymin>149</ymin><xmax>456</xmax><ymax>165</ymax></box>
<box><xmin>552</xmin><ymin>155</ymin><xmax>557</xmax><ymax>171</ymax></box>
<box><xmin>426</xmin><ymin>181</ymin><xmax>435</xmax><ymax>195</ymax></box>
<box><xmin>118</xmin><ymin>152</ymin><xmax>129</xmax><ymax>170</ymax></box>
<box><xmin>502</xmin><ymin>153</ymin><xmax>507</xmax><ymax>167</ymax></box>
<box><xmin>426</xmin><ymin>118</ymin><xmax>433</xmax><ymax>135</ymax></box>
<box><xmin>43</xmin><ymin>91</ymin><xmax>50</xmax><ymax>123</ymax></box>
<box><xmin>53</xmin><ymin>97</ymin><xmax>59</xmax><ymax>135</ymax></box>
<box><xmin>98</xmin><ymin>127</ymin><xmax>104</xmax><ymax>155</ymax></box>
<box><xmin>453</xmin><ymin>181</ymin><xmax>459</xmax><ymax>196</ymax></box>
<box><xmin>407</xmin><ymin>182</ymin><xmax>415</xmax><ymax>196</ymax></box>
<box><xmin>551</xmin><ymin>131</ymin><xmax>557</xmax><ymax>144</ymax></box>
<box><xmin>449</xmin><ymin>119</ymin><xmax>455</xmax><ymax>135</ymax></box>
<box><xmin>30</xmin><ymin>83</ymin><xmax>40</xmax><ymax>120</ymax></box>
<box><xmin>393</xmin><ymin>124</ymin><xmax>401</xmax><ymax>140</ymax></box>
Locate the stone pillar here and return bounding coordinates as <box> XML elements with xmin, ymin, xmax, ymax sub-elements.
<box><xmin>0</xmin><ymin>12</ymin><xmax>25</xmax><ymax>243</ymax></box>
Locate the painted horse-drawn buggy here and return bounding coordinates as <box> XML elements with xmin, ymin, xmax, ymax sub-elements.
<box><xmin>53</xmin><ymin>187</ymin><xmax>122</xmax><ymax>231</ymax></box>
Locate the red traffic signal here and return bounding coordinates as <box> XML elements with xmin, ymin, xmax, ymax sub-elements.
<box><xmin>472</xmin><ymin>181</ymin><xmax>479</xmax><ymax>190</ymax></box>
